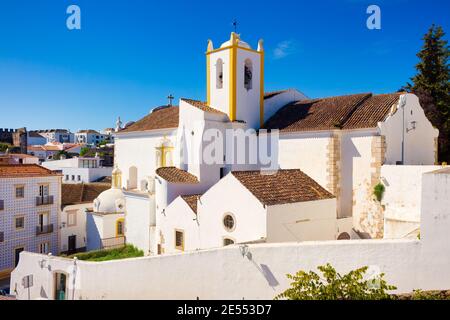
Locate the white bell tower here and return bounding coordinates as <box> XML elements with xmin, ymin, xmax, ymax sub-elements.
<box><xmin>206</xmin><ymin>32</ymin><xmax>264</xmax><ymax>129</ymax></box>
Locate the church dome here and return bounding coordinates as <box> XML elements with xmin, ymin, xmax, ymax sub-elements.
<box><xmin>220</xmin><ymin>32</ymin><xmax>251</xmax><ymax>49</ymax></box>
<box><xmin>93</xmin><ymin>188</ymin><xmax>125</xmax><ymax>214</ymax></box>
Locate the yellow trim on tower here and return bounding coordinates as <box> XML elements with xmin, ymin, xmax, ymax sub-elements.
<box><xmin>229</xmin><ymin>34</ymin><xmax>238</xmax><ymax>121</ymax></box>
<box><xmin>260</xmin><ymin>51</ymin><xmax>265</xmax><ymax>127</ymax></box>
<box><xmin>206</xmin><ymin>53</ymin><xmax>211</xmax><ymax>105</ymax></box>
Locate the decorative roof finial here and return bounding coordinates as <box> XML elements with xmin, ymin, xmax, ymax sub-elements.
<box><xmin>167</xmin><ymin>94</ymin><xmax>174</xmax><ymax>107</ymax></box>
<box><xmin>207</xmin><ymin>39</ymin><xmax>214</xmax><ymax>52</ymax></box>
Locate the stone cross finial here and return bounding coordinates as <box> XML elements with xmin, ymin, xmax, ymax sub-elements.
<box><xmin>167</xmin><ymin>94</ymin><xmax>174</xmax><ymax>106</ymax></box>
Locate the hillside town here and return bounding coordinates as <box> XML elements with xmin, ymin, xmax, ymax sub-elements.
<box><xmin>0</xmin><ymin>29</ymin><xmax>449</xmax><ymax>301</ymax></box>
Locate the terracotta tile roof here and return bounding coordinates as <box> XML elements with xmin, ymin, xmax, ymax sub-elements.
<box><xmin>231</xmin><ymin>169</ymin><xmax>334</xmax><ymax>206</ymax></box>
<box><xmin>264</xmin><ymin>90</ymin><xmax>288</xmax><ymax>100</ymax></box>
<box><xmin>0</xmin><ymin>164</ymin><xmax>61</xmax><ymax>178</ymax></box>
<box><xmin>263</xmin><ymin>93</ymin><xmax>371</xmax><ymax>132</ymax></box>
<box><xmin>156</xmin><ymin>167</ymin><xmax>199</xmax><ymax>184</ymax></box>
<box><xmin>120</xmin><ymin>106</ymin><xmax>179</xmax><ymax>133</ymax></box>
<box><xmin>263</xmin><ymin>93</ymin><xmax>402</xmax><ymax>132</ymax></box>
<box><xmin>342</xmin><ymin>93</ymin><xmax>402</xmax><ymax>129</ymax></box>
<box><xmin>181</xmin><ymin>98</ymin><xmax>226</xmax><ymax>115</ymax></box>
<box><xmin>62</xmin><ymin>183</ymin><xmax>110</xmax><ymax>206</ymax></box>
<box><xmin>181</xmin><ymin>194</ymin><xmax>202</xmax><ymax>213</ymax></box>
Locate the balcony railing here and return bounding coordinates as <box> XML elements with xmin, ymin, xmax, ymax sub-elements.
<box><xmin>0</xmin><ymin>232</ymin><xmax>4</xmax><ymax>243</ymax></box>
<box><xmin>36</xmin><ymin>196</ymin><xmax>54</xmax><ymax>206</ymax></box>
<box><xmin>36</xmin><ymin>224</ymin><xmax>54</xmax><ymax>235</ymax></box>
<box><xmin>101</xmin><ymin>236</ymin><xmax>126</xmax><ymax>250</ymax></box>
<box><xmin>0</xmin><ymin>200</ymin><xmax>4</xmax><ymax>210</ymax></box>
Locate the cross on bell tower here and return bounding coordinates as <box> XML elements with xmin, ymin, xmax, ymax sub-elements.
<box><xmin>167</xmin><ymin>94</ymin><xmax>174</xmax><ymax>106</ymax></box>
<box><xmin>232</xmin><ymin>19</ymin><xmax>238</xmax><ymax>33</ymax></box>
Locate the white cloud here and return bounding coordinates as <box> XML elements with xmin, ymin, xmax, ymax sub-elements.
<box><xmin>273</xmin><ymin>40</ymin><xmax>297</xmax><ymax>60</ymax></box>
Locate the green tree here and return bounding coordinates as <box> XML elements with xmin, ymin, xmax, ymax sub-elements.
<box><xmin>275</xmin><ymin>264</ymin><xmax>397</xmax><ymax>300</ymax></box>
<box><xmin>79</xmin><ymin>147</ymin><xmax>90</xmax><ymax>157</ymax></box>
<box><xmin>405</xmin><ymin>25</ymin><xmax>450</xmax><ymax>161</ymax></box>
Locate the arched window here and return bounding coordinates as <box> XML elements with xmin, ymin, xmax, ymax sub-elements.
<box><xmin>116</xmin><ymin>218</ymin><xmax>125</xmax><ymax>237</ymax></box>
<box><xmin>244</xmin><ymin>59</ymin><xmax>253</xmax><ymax>90</ymax></box>
<box><xmin>223</xmin><ymin>238</ymin><xmax>235</xmax><ymax>246</ymax></box>
<box><xmin>155</xmin><ymin>137</ymin><xmax>174</xmax><ymax>168</ymax></box>
<box><xmin>216</xmin><ymin>59</ymin><xmax>223</xmax><ymax>89</ymax></box>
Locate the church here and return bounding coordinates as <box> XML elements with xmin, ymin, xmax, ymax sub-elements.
<box><xmin>93</xmin><ymin>32</ymin><xmax>438</xmax><ymax>255</ymax></box>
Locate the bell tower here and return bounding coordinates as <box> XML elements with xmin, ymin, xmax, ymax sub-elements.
<box><xmin>206</xmin><ymin>32</ymin><xmax>264</xmax><ymax>128</ymax></box>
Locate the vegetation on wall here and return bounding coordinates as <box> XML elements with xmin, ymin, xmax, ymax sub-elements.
<box><xmin>68</xmin><ymin>245</ymin><xmax>143</xmax><ymax>262</ymax></box>
<box><xmin>0</xmin><ymin>142</ymin><xmax>12</xmax><ymax>153</ymax></box>
<box><xmin>373</xmin><ymin>183</ymin><xmax>385</xmax><ymax>202</ymax></box>
<box><xmin>275</xmin><ymin>264</ymin><xmax>396</xmax><ymax>300</ymax></box>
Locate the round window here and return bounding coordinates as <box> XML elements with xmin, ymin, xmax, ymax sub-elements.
<box><xmin>223</xmin><ymin>214</ymin><xmax>235</xmax><ymax>231</ymax></box>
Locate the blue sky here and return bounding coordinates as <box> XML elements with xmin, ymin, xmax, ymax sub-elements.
<box><xmin>0</xmin><ymin>0</ymin><xmax>449</xmax><ymax>132</ymax></box>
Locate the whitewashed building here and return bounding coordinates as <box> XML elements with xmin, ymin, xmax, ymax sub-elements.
<box><xmin>0</xmin><ymin>164</ymin><xmax>61</xmax><ymax>281</ymax></box>
<box><xmin>42</xmin><ymin>157</ymin><xmax>112</xmax><ymax>184</ymax></box>
<box><xmin>59</xmin><ymin>183</ymin><xmax>110</xmax><ymax>254</ymax></box>
<box><xmin>76</xmin><ymin>130</ymin><xmax>106</xmax><ymax>146</ymax></box>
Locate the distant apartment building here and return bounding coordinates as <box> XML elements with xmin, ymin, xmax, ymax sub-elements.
<box><xmin>0</xmin><ymin>154</ymin><xmax>39</xmax><ymax>165</ymax></box>
<box><xmin>101</xmin><ymin>128</ymin><xmax>115</xmax><ymax>144</ymax></box>
<box><xmin>0</xmin><ymin>165</ymin><xmax>61</xmax><ymax>280</ymax></box>
<box><xmin>42</xmin><ymin>157</ymin><xmax>113</xmax><ymax>184</ymax></box>
<box><xmin>27</xmin><ymin>143</ymin><xmax>84</xmax><ymax>162</ymax></box>
<box><xmin>29</xmin><ymin>129</ymin><xmax>75</xmax><ymax>144</ymax></box>
<box><xmin>76</xmin><ymin>130</ymin><xmax>106</xmax><ymax>145</ymax></box>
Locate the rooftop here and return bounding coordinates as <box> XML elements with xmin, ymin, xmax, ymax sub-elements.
<box><xmin>181</xmin><ymin>194</ymin><xmax>202</xmax><ymax>213</ymax></box>
<box><xmin>62</xmin><ymin>183</ymin><xmax>110</xmax><ymax>206</ymax></box>
<box><xmin>119</xmin><ymin>106</ymin><xmax>179</xmax><ymax>133</ymax></box>
<box><xmin>231</xmin><ymin>169</ymin><xmax>334</xmax><ymax>206</ymax></box>
<box><xmin>181</xmin><ymin>98</ymin><xmax>226</xmax><ymax>115</ymax></box>
<box><xmin>156</xmin><ymin>167</ymin><xmax>199</xmax><ymax>184</ymax></box>
<box><xmin>263</xmin><ymin>92</ymin><xmax>402</xmax><ymax>132</ymax></box>
<box><xmin>0</xmin><ymin>164</ymin><xmax>61</xmax><ymax>178</ymax></box>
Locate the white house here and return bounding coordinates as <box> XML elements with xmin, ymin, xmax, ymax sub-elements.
<box><xmin>0</xmin><ymin>164</ymin><xmax>61</xmax><ymax>281</ymax></box>
<box><xmin>42</xmin><ymin>157</ymin><xmax>112</xmax><ymax>184</ymax></box>
<box><xmin>0</xmin><ymin>154</ymin><xmax>39</xmax><ymax>165</ymax></box>
<box><xmin>76</xmin><ymin>130</ymin><xmax>106</xmax><ymax>145</ymax></box>
<box><xmin>60</xmin><ymin>183</ymin><xmax>110</xmax><ymax>254</ymax></box>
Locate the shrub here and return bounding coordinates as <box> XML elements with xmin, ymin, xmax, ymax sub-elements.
<box><xmin>373</xmin><ymin>183</ymin><xmax>385</xmax><ymax>202</ymax></box>
<box><xmin>68</xmin><ymin>245</ymin><xmax>143</xmax><ymax>262</ymax></box>
<box><xmin>275</xmin><ymin>264</ymin><xmax>397</xmax><ymax>300</ymax></box>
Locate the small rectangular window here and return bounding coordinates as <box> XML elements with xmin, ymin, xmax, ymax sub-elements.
<box><xmin>15</xmin><ymin>216</ymin><xmax>25</xmax><ymax>230</ymax></box>
<box><xmin>15</xmin><ymin>186</ymin><xmax>25</xmax><ymax>198</ymax></box>
<box><xmin>175</xmin><ymin>230</ymin><xmax>184</xmax><ymax>251</ymax></box>
<box><xmin>77</xmin><ymin>175</ymin><xmax>81</xmax><ymax>181</ymax></box>
<box><xmin>67</xmin><ymin>210</ymin><xmax>77</xmax><ymax>227</ymax></box>
<box><xmin>39</xmin><ymin>242</ymin><xmax>50</xmax><ymax>254</ymax></box>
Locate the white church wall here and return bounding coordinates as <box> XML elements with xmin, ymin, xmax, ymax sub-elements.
<box><xmin>159</xmin><ymin>196</ymin><xmax>200</xmax><ymax>254</ymax></box>
<box><xmin>340</xmin><ymin>130</ymin><xmax>376</xmax><ymax>222</ymax></box>
<box><xmin>10</xmin><ymin>168</ymin><xmax>450</xmax><ymax>299</ymax></box>
<box><xmin>380</xmin><ymin>165</ymin><xmax>441</xmax><ymax>239</ymax></box>
<box><xmin>380</xmin><ymin>94</ymin><xmax>438</xmax><ymax>165</ymax></box>
<box><xmin>263</xmin><ymin>89</ymin><xmax>307</xmax><ymax>124</ymax></box>
<box><xmin>266</xmin><ymin>198</ymin><xmax>337</xmax><ymax>242</ymax></box>
<box><xmin>115</xmin><ymin>130</ymin><xmax>177</xmax><ymax>189</ymax></box>
<box><xmin>124</xmin><ymin>192</ymin><xmax>153</xmax><ymax>255</ymax></box>
<box><xmin>278</xmin><ymin>132</ymin><xmax>331</xmax><ymax>191</ymax></box>
<box><xmin>198</xmin><ymin>174</ymin><xmax>267</xmax><ymax>248</ymax></box>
